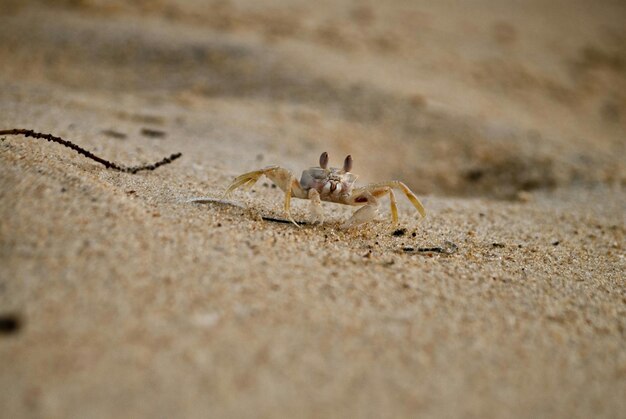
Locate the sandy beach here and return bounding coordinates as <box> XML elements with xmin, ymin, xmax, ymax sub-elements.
<box><xmin>1</xmin><ymin>1</ymin><xmax>625</xmax><ymax>417</ymax></box>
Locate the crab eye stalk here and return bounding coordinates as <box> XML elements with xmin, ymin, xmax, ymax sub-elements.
<box><xmin>343</xmin><ymin>155</ymin><xmax>353</xmax><ymax>172</ymax></box>
<box><xmin>319</xmin><ymin>151</ymin><xmax>329</xmax><ymax>169</ymax></box>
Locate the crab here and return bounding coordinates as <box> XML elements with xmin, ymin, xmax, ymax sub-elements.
<box><xmin>223</xmin><ymin>152</ymin><xmax>426</xmax><ymax>229</ymax></box>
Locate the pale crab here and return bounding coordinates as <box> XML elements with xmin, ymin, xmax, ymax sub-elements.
<box><xmin>223</xmin><ymin>152</ymin><xmax>426</xmax><ymax>229</ymax></box>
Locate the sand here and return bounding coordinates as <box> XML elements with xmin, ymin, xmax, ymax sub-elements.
<box><xmin>0</xmin><ymin>1</ymin><xmax>625</xmax><ymax>418</ymax></box>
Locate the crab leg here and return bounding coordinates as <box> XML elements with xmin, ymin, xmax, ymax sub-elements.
<box><xmin>223</xmin><ymin>166</ymin><xmax>305</xmax><ymax>227</ymax></box>
<box><xmin>355</xmin><ymin>181</ymin><xmax>426</xmax><ymax>218</ymax></box>
<box><xmin>388</xmin><ymin>188</ymin><xmax>399</xmax><ymax>223</ymax></box>
<box><xmin>341</xmin><ymin>181</ymin><xmax>425</xmax><ymax>228</ymax></box>
<box><xmin>282</xmin><ymin>179</ymin><xmax>300</xmax><ymax>227</ymax></box>
<box><xmin>308</xmin><ymin>189</ymin><xmax>325</xmax><ymax>224</ymax></box>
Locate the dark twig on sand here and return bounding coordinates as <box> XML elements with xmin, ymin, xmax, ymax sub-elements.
<box><xmin>403</xmin><ymin>241</ymin><xmax>459</xmax><ymax>255</ymax></box>
<box><xmin>0</xmin><ymin>128</ymin><xmax>181</xmax><ymax>173</ymax></box>
<box><xmin>261</xmin><ymin>216</ymin><xmax>307</xmax><ymax>226</ymax></box>
<box><xmin>188</xmin><ymin>198</ymin><xmax>306</xmax><ymax>226</ymax></box>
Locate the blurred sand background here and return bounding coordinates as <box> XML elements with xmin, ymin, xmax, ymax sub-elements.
<box><xmin>0</xmin><ymin>0</ymin><xmax>625</xmax><ymax>417</ymax></box>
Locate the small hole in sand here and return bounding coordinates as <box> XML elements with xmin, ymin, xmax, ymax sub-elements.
<box><xmin>0</xmin><ymin>314</ymin><xmax>22</xmax><ymax>336</ymax></box>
